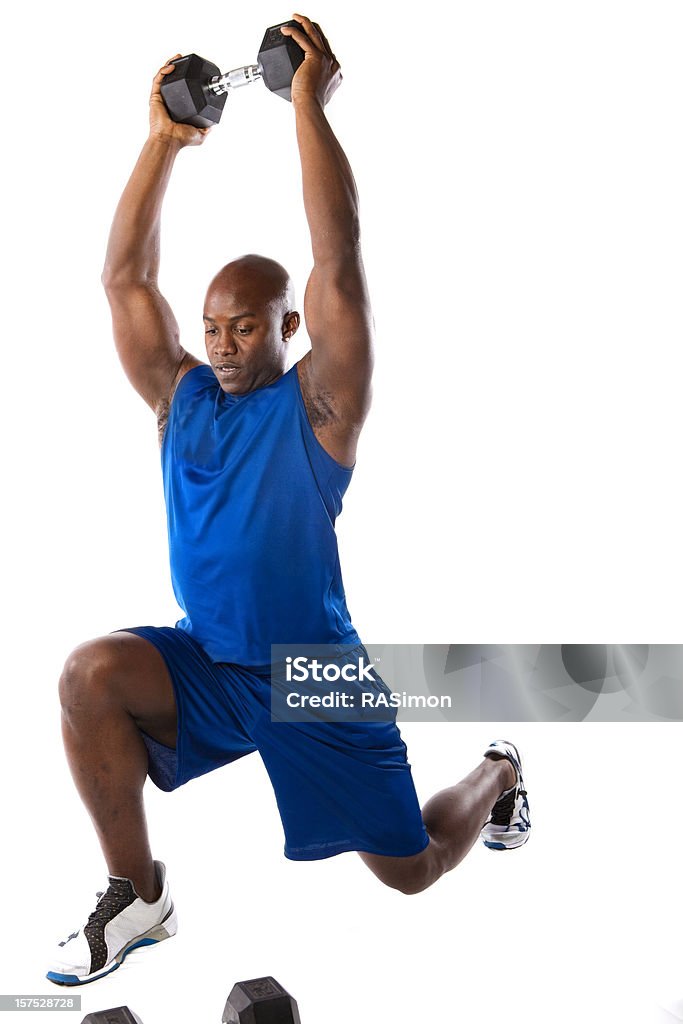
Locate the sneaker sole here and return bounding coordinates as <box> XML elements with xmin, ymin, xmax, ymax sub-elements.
<box><xmin>46</xmin><ymin>907</ymin><xmax>178</xmax><ymax>986</ymax></box>
<box><xmin>483</xmin><ymin>832</ymin><xmax>530</xmax><ymax>851</ymax></box>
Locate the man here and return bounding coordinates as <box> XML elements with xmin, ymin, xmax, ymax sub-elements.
<box><xmin>48</xmin><ymin>15</ymin><xmax>531</xmax><ymax>987</ymax></box>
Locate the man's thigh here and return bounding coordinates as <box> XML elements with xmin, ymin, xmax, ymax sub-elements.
<box><xmin>256</xmin><ymin>717</ymin><xmax>430</xmax><ymax>861</ymax></box>
<box><xmin>95</xmin><ymin>629</ymin><xmax>178</xmax><ymax>748</ymax></box>
<box><xmin>114</xmin><ymin>626</ymin><xmax>257</xmax><ymax>791</ymax></box>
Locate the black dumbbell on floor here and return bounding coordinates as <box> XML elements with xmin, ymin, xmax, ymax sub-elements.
<box><xmin>160</xmin><ymin>21</ymin><xmax>306</xmax><ymax>128</ymax></box>
<box><xmin>81</xmin><ymin>1010</ymin><xmax>142</xmax><ymax>1024</ymax></box>
<box><xmin>223</xmin><ymin>977</ymin><xmax>300</xmax><ymax>1024</ymax></box>
<box><xmin>81</xmin><ymin>975</ymin><xmax>300</xmax><ymax>1024</ymax></box>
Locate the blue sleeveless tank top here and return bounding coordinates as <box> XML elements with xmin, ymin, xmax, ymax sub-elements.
<box><xmin>161</xmin><ymin>362</ymin><xmax>360</xmax><ymax>665</ymax></box>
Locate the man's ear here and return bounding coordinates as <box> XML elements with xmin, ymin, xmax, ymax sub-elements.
<box><xmin>282</xmin><ymin>311</ymin><xmax>301</xmax><ymax>340</ymax></box>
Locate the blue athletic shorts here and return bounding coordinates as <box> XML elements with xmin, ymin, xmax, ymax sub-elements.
<box><xmin>117</xmin><ymin>626</ymin><xmax>429</xmax><ymax>862</ymax></box>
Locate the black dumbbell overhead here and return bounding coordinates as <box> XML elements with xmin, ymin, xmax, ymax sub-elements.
<box><xmin>160</xmin><ymin>21</ymin><xmax>306</xmax><ymax>128</ymax></box>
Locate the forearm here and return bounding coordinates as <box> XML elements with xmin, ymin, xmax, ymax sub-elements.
<box><xmin>102</xmin><ymin>135</ymin><xmax>182</xmax><ymax>287</ymax></box>
<box><xmin>294</xmin><ymin>98</ymin><xmax>361</xmax><ymax>268</ymax></box>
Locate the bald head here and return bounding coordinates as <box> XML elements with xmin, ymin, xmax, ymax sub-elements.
<box><xmin>205</xmin><ymin>254</ymin><xmax>295</xmax><ymax>318</ymax></box>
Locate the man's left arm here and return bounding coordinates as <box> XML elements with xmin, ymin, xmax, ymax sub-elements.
<box><xmin>282</xmin><ymin>15</ymin><xmax>374</xmax><ymax>467</ymax></box>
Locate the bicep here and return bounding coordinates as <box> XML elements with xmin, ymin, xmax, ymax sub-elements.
<box><xmin>104</xmin><ymin>282</ymin><xmax>197</xmax><ymax>412</ymax></box>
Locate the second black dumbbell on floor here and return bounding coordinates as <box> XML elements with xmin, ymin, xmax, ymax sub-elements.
<box><xmin>160</xmin><ymin>21</ymin><xmax>306</xmax><ymax>128</ymax></box>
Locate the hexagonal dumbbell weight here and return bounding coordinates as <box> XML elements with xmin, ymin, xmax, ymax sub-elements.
<box><xmin>81</xmin><ymin>1008</ymin><xmax>143</xmax><ymax>1024</ymax></box>
<box><xmin>223</xmin><ymin>977</ymin><xmax>301</xmax><ymax>1024</ymax></box>
<box><xmin>160</xmin><ymin>20</ymin><xmax>306</xmax><ymax>128</ymax></box>
<box><xmin>79</xmin><ymin>977</ymin><xmax>299</xmax><ymax>1024</ymax></box>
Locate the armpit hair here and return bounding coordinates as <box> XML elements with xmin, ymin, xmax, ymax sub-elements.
<box><xmin>156</xmin><ymin>352</ymin><xmax>193</xmax><ymax>446</ymax></box>
<box><xmin>157</xmin><ymin>400</ymin><xmax>170</xmax><ymax>446</ymax></box>
<box><xmin>298</xmin><ymin>355</ymin><xmax>340</xmax><ymax>429</ymax></box>
<box><xmin>305</xmin><ymin>387</ymin><xmax>337</xmax><ymax>428</ymax></box>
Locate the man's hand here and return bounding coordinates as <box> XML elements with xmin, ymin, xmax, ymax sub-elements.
<box><xmin>149</xmin><ymin>56</ymin><xmax>212</xmax><ymax>146</ymax></box>
<box><xmin>280</xmin><ymin>15</ymin><xmax>342</xmax><ymax>108</ymax></box>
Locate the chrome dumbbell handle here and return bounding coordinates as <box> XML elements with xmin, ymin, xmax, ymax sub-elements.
<box><xmin>209</xmin><ymin>64</ymin><xmax>262</xmax><ymax>95</ymax></box>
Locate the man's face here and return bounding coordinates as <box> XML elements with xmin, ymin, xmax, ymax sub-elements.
<box><xmin>203</xmin><ymin>275</ymin><xmax>297</xmax><ymax>395</ymax></box>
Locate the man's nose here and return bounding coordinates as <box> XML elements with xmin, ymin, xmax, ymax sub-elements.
<box><xmin>213</xmin><ymin>334</ymin><xmax>237</xmax><ymax>354</ymax></box>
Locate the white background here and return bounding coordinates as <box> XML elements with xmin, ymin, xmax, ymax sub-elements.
<box><xmin>1</xmin><ymin>1</ymin><xmax>683</xmax><ymax>1022</ymax></box>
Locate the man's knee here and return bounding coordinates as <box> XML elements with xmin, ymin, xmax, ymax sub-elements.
<box><xmin>385</xmin><ymin>875</ymin><xmax>430</xmax><ymax>897</ymax></box>
<box><xmin>59</xmin><ymin>638</ymin><xmax>120</xmax><ymax>716</ymax></box>
<box><xmin>360</xmin><ymin>844</ymin><xmax>441</xmax><ymax>896</ymax></box>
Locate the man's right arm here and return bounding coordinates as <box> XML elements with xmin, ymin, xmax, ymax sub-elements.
<box><xmin>101</xmin><ymin>56</ymin><xmax>208</xmax><ymax>425</ymax></box>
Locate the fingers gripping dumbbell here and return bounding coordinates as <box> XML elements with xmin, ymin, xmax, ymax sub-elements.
<box><xmin>160</xmin><ymin>21</ymin><xmax>306</xmax><ymax>128</ymax></box>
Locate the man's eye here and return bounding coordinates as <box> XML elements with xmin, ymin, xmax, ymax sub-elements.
<box><xmin>235</xmin><ymin>327</ymin><xmax>252</xmax><ymax>335</ymax></box>
<box><xmin>205</xmin><ymin>328</ymin><xmax>217</xmax><ymax>335</ymax></box>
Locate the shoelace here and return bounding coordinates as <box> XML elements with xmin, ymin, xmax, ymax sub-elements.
<box><xmin>57</xmin><ymin>880</ymin><xmax>135</xmax><ymax>946</ymax></box>
<box><xmin>85</xmin><ymin>879</ymin><xmax>135</xmax><ymax>929</ymax></box>
<box><xmin>490</xmin><ymin>787</ymin><xmax>527</xmax><ymax>826</ymax></box>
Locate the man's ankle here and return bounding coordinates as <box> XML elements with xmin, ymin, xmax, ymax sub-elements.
<box><xmin>109</xmin><ymin>865</ymin><xmax>161</xmax><ymax>904</ymax></box>
<box><xmin>486</xmin><ymin>754</ymin><xmax>517</xmax><ymax>794</ymax></box>
<box><xmin>135</xmin><ymin>870</ymin><xmax>162</xmax><ymax>903</ymax></box>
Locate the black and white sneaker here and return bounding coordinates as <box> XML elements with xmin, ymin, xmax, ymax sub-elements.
<box><xmin>481</xmin><ymin>740</ymin><xmax>531</xmax><ymax>850</ymax></box>
<box><xmin>46</xmin><ymin>860</ymin><xmax>177</xmax><ymax>986</ymax></box>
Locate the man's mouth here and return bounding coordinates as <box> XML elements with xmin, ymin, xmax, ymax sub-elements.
<box><xmin>215</xmin><ymin>364</ymin><xmax>240</xmax><ymax>378</ymax></box>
